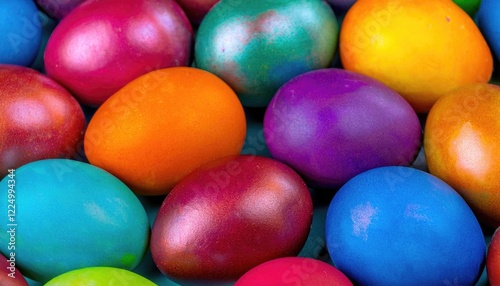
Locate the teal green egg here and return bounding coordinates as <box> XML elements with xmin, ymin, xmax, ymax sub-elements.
<box><xmin>0</xmin><ymin>159</ymin><xmax>150</xmax><ymax>283</ymax></box>
<box><xmin>195</xmin><ymin>0</ymin><xmax>339</xmax><ymax>107</ymax></box>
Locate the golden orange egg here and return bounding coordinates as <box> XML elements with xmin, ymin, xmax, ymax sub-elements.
<box><xmin>84</xmin><ymin>67</ymin><xmax>246</xmax><ymax>196</ymax></box>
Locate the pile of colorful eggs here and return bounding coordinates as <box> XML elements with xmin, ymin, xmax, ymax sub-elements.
<box><xmin>1</xmin><ymin>0</ymin><xmax>500</xmax><ymax>285</ymax></box>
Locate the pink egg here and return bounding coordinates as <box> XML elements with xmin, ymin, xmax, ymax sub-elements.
<box><xmin>0</xmin><ymin>64</ymin><xmax>86</xmax><ymax>176</ymax></box>
<box><xmin>44</xmin><ymin>0</ymin><xmax>193</xmax><ymax>106</ymax></box>
<box><xmin>236</xmin><ymin>257</ymin><xmax>353</xmax><ymax>286</ymax></box>
<box><xmin>151</xmin><ymin>155</ymin><xmax>313</xmax><ymax>282</ymax></box>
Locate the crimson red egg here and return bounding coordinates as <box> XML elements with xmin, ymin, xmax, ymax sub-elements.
<box><xmin>0</xmin><ymin>253</ymin><xmax>28</xmax><ymax>286</ymax></box>
<box><xmin>487</xmin><ymin>228</ymin><xmax>500</xmax><ymax>285</ymax></box>
<box><xmin>150</xmin><ymin>155</ymin><xmax>313</xmax><ymax>282</ymax></box>
<box><xmin>0</xmin><ymin>65</ymin><xmax>85</xmax><ymax>175</ymax></box>
<box><xmin>44</xmin><ymin>0</ymin><xmax>193</xmax><ymax>106</ymax></box>
<box><xmin>235</xmin><ymin>257</ymin><xmax>353</xmax><ymax>286</ymax></box>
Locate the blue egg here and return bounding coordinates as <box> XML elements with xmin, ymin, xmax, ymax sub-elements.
<box><xmin>0</xmin><ymin>159</ymin><xmax>150</xmax><ymax>283</ymax></box>
<box><xmin>477</xmin><ymin>0</ymin><xmax>500</xmax><ymax>62</ymax></box>
<box><xmin>325</xmin><ymin>166</ymin><xmax>485</xmax><ymax>286</ymax></box>
<box><xmin>0</xmin><ymin>0</ymin><xmax>42</xmax><ymax>66</ymax></box>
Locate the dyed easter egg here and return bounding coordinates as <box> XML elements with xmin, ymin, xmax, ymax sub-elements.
<box><xmin>36</xmin><ymin>0</ymin><xmax>85</xmax><ymax>20</ymax></box>
<box><xmin>235</xmin><ymin>257</ymin><xmax>352</xmax><ymax>286</ymax></box>
<box><xmin>477</xmin><ymin>0</ymin><xmax>500</xmax><ymax>62</ymax></box>
<box><xmin>264</xmin><ymin>68</ymin><xmax>421</xmax><ymax>189</ymax></box>
<box><xmin>150</xmin><ymin>155</ymin><xmax>313</xmax><ymax>282</ymax></box>
<box><xmin>487</xmin><ymin>228</ymin><xmax>500</xmax><ymax>286</ymax></box>
<box><xmin>453</xmin><ymin>0</ymin><xmax>481</xmax><ymax>16</ymax></box>
<box><xmin>175</xmin><ymin>0</ymin><xmax>218</xmax><ymax>25</ymax></box>
<box><xmin>44</xmin><ymin>0</ymin><xmax>192</xmax><ymax>106</ymax></box>
<box><xmin>195</xmin><ymin>0</ymin><xmax>338</xmax><ymax>107</ymax></box>
<box><xmin>0</xmin><ymin>0</ymin><xmax>42</xmax><ymax>66</ymax></box>
<box><xmin>0</xmin><ymin>159</ymin><xmax>150</xmax><ymax>283</ymax></box>
<box><xmin>340</xmin><ymin>0</ymin><xmax>492</xmax><ymax>112</ymax></box>
<box><xmin>0</xmin><ymin>253</ymin><xmax>28</xmax><ymax>286</ymax></box>
<box><xmin>424</xmin><ymin>83</ymin><xmax>500</xmax><ymax>227</ymax></box>
<box><xmin>84</xmin><ymin>67</ymin><xmax>246</xmax><ymax>196</ymax></box>
<box><xmin>0</xmin><ymin>65</ymin><xmax>86</xmax><ymax>176</ymax></box>
<box><xmin>325</xmin><ymin>166</ymin><xmax>485</xmax><ymax>285</ymax></box>
<box><xmin>45</xmin><ymin>267</ymin><xmax>156</xmax><ymax>286</ymax></box>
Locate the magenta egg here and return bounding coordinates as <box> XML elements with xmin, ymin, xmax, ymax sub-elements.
<box><xmin>36</xmin><ymin>0</ymin><xmax>85</xmax><ymax>20</ymax></box>
<box><xmin>0</xmin><ymin>64</ymin><xmax>86</xmax><ymax>176</ymax></box>
<box><xmin>44</xmin><ymin>0</ymin><xmax>193</xmax><ymax>106</ymax></box>
<box><xmin>150</xmin><ymin>155</ymin><xmax>313</xmax><ymax>282</ymax></box>
<box><xmin>264</xmin><ymin>68</ymin><xmax>421</xmax><ymax>189</ymax></box>
<box><xmin>235</xmin><ymin>257</ymin><xmax>353</xmax><ymax>286</ymax></box>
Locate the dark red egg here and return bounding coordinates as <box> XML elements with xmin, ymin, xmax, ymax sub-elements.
<box><xmin>0</xmin><ymin>64</ymin><xmax>85</xmax><ymax>175</ymax></box>
<box><xmin>150</xmin><ymin>155</ymin><xmax>313</xmax><ymax>282</ymax></box>
<box><xmin>0</xmin><ymin>253</ymin><xmax>28</xmax><ymax>286</ymax></box>
<box><xmin>487</xmin><ymin>228</ymin><xmax>500</xmax><ymax>285</ymax></box>
<box><xmin>44</xmin><ymin>0</ymin><xmax>193</xmax><ymax>106</ymax></box>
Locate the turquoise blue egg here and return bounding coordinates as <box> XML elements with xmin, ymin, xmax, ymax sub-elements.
<box><xmin>0</xmin><ymin>0</ymin><xmax>42</xmax><ymax>66</ymax></box>
<box><xmin>0</xmin><ymin>159</ymin><xmax>150</xmax><ymax>283</ymax></box>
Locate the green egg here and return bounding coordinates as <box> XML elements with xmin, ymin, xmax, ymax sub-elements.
<box><xmin>453</xmin><ymin>0</ymin><xmax>481</xmax><ymax>16</ymax></box>
<box><xmin>195</xmin><ymin>0</ymin><xmax>339</xmax><ymax>107</ymax></box>
<box><xmin>44</xmin><ymin>267</ymin><xmax>157</xmax><ymax>285</ymax></box>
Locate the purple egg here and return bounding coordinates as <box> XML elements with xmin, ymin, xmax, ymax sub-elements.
<box><xmin>326</xmin><ymin>0</ymin><xmax>357</xmax><ymax>12</ymax></box>
<box><xmin>263</xmin><ymin>68</ymin><xmax>421</xmax><ymax>189</ymax></box>
<box><xmin>36</xmin><ymin>0</ymin><xmax>85</xmax><ymax>20</ymax></box>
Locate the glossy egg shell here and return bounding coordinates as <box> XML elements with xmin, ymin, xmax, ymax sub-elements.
<box><xmin>195</xmin><ymin>0</ymin><xmax>338</xmax><ymax>107</ymax></box>
<box><xmin>45</xmin><ymin>267</ymin><xmax>156</xmax><ymax>286</ymax></box>
<box><xmin>235</xmin><ymin>257</ymin><xmax>353</xmax><ymax>286</ymax></box>
<box><xmin>487</xmin><ymin>228</ymin><xmax>500</xmax><ymax>286</ymax></box>
<box><xmin>0</xmin><ymin>253</ymin><xmax>28</xmax><ymax>286</ymax></box>
<box><xmin>84</xmin><ymin>67</ymin><xmax>246</xmax><ymax>196</ymax></box>
<box><xmin>264</xmin><ymin>68</ymin><xmax>421</xmax><ymax>189</ymax></box>
<box><xmin>325</xmin><ymin>166</ymin><xmax>485</xmax><ymax>285</ymax></box>
<box><xmin>150</xmin><ymin>155</ymin><xmax>313</xmax><ymax>281</ymax></box>
<box><xmin>424</xmin><ymin>83</ymin><xmax>500</xmax><ymax>227</ymax></box>
<box><xmin>0</xmin><ymin>159</ymin><xmax>150</xmax><ymax>283</ymax></box>
<box><xmin>0</xmin><ymin>65</ymin><xmax>86</xmax><ymax>176</ymax></box>
<box><xmin>44</xmin><ymin>0</ymin><xmax>193</xmax><ymax>106</ymax></box>
<box><xmin>477</xmin><ymin>0</ymin><xmax>500</xmax><ymax>62</ymax></box>
<box><xmin>36</xmin><ymin>0</ymin><xmax>85</xmax><ymax>20</ymax></box>
<box><xmin>0</xmin><ymin>0</ymin><xmax>42</xmax><ymax>66</ymax></box>
<box><xmin>340</xmin><ymin>0</ymin><xmax>492</xmax><ymax>112</ymax></box>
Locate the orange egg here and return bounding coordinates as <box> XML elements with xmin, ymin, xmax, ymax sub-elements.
<box><xmin>424</xmin><ymin>83</ymin><xmax>500</xmax><ymax>227</ymax></box>
<box><xmin>340</xmin><ymin>0</ymin><xmax>493</xmax><ymax>113</ymax></box>
<box><xmin>84</xmin><ymin>67</ymin><xmax>246</xmax><ymax>196</ymax></box>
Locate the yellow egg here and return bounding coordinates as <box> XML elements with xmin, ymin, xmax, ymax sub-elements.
<box><xmin>340</xmin><ymin>0</ymin><xmax>493</xmax><ymax>113</ymax></box>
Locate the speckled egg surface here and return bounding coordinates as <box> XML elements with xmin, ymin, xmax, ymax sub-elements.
<box><xmin>195</xmin><ymin>0</ymin><xmax>339</xmax><ymax>107</ymax></box>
